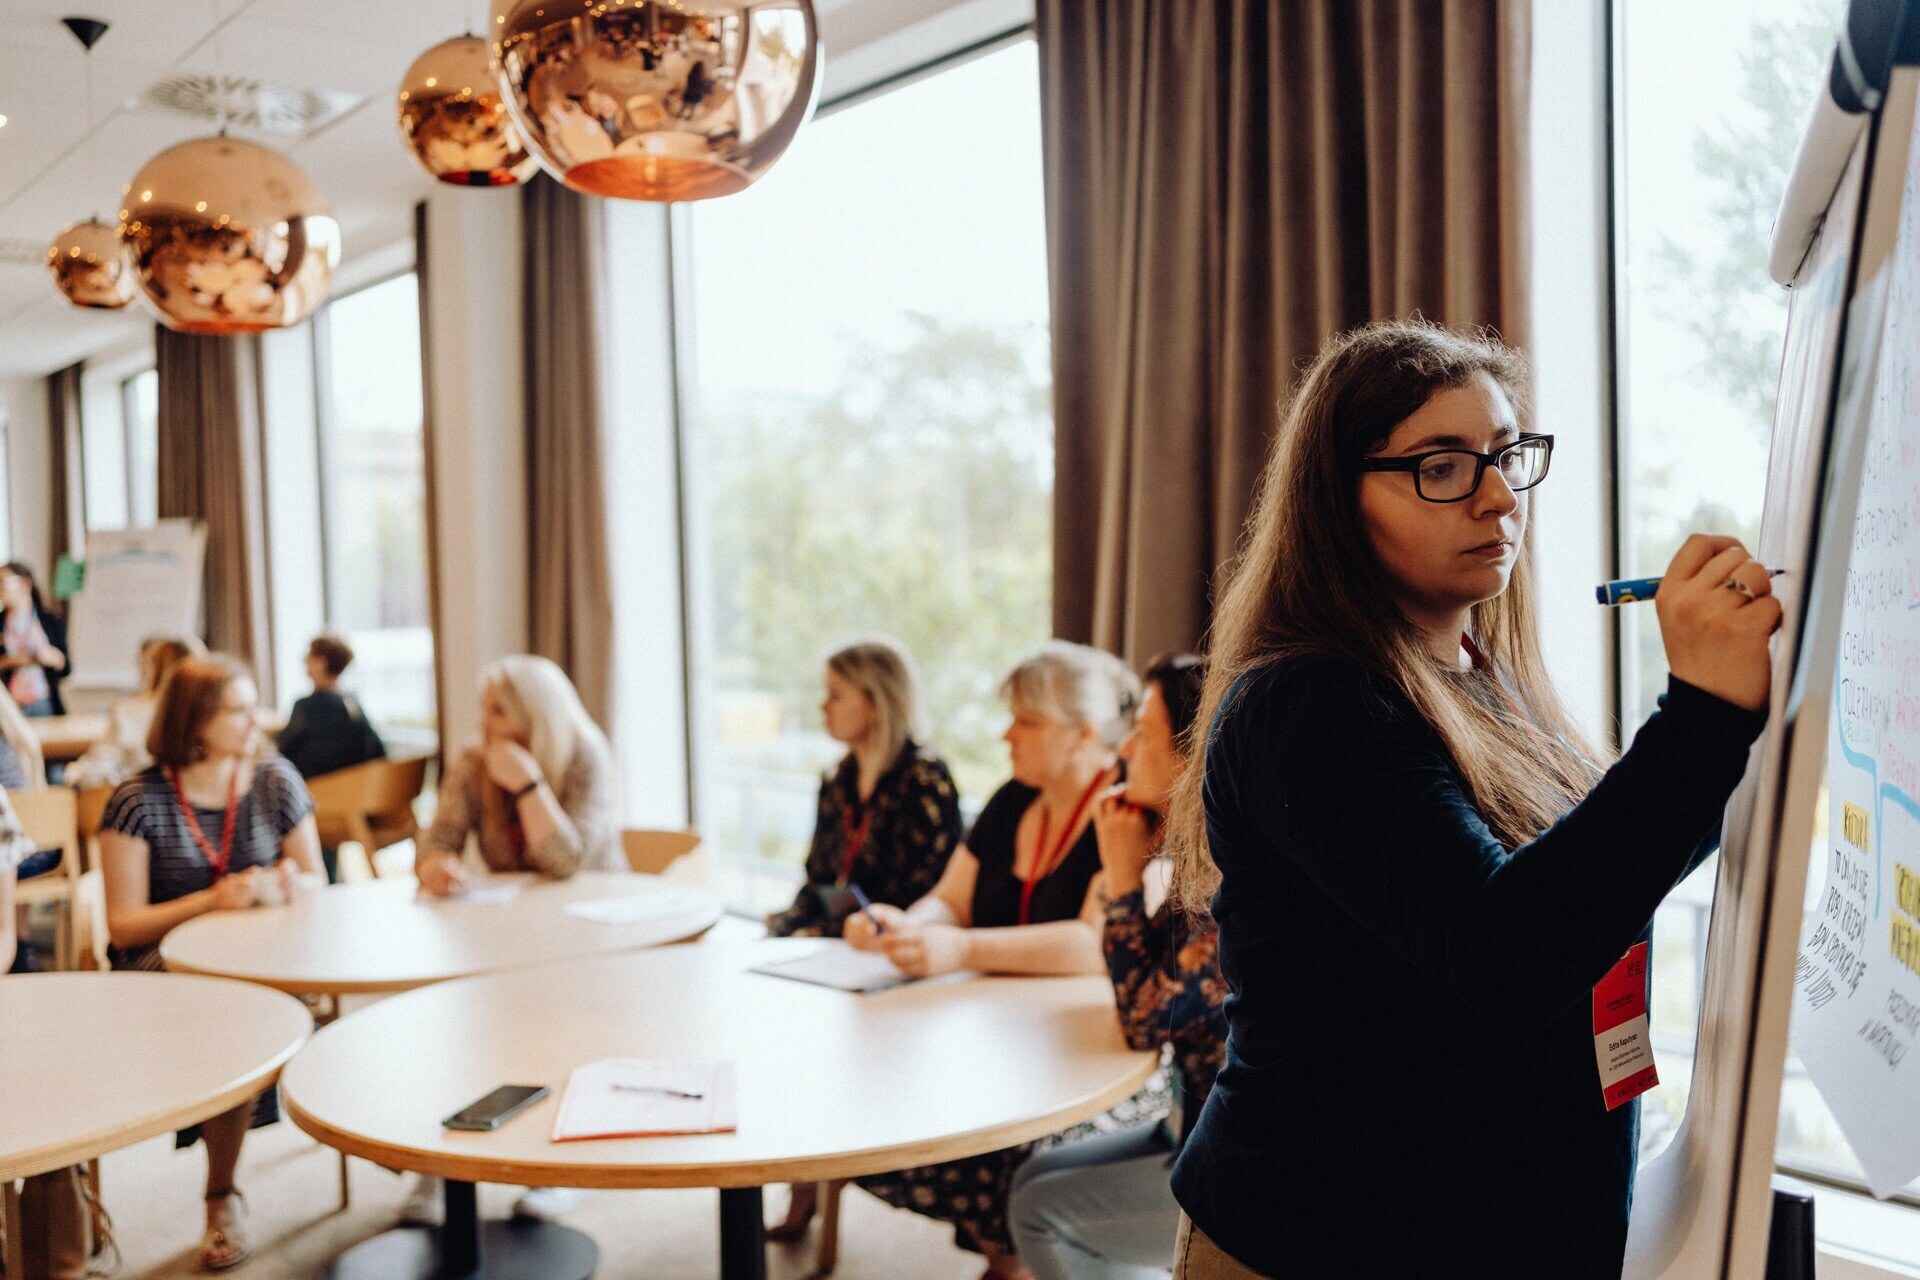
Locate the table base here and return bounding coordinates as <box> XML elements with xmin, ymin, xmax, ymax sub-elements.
<box><xmin>320</xmin><ymin>1221</ymin><xmax>596</xmax><ymax>1280</ymax></box>
<box><xmin>321</xmin><ymin>1191</ymin><xmax>597</xmax><ymax>1280</ymax></box>
<box><xmin>720</xmin><ymin>1186</ymin><xmax>767</xmax><ymax>1280</ymax></box>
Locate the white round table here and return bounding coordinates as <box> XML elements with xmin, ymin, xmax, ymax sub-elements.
<box><xmin>0</xmin><ymin>972</ymin><xmax>311</xmax><ymax>1277</ymax></box>
<box><xmin>159</xmin><ymin>870</ymin><xmax>724</xmax><ymax>997</ymax></box>
<box><xmin>281</xmin><ymin>939</ymin><xmax>1160</xmax><ymax>1279</ymax></box>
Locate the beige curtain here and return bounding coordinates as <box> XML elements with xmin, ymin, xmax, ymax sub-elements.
<box><xmin>521</xmin><ymin>174</ymin><xmax>615</xmax><ymax>728</ymax></box>
<box><xmin>155</xmin><ymin>327</ymin><xmax>273</xmax><ymax>696</ymax></box>
<box><xmin>46</xmin><ymin>363</ymin><xmax>85</xmax><ymax>573</ymax></box>
<box><xmin>1038</xmin><ymin>0</ymin><xmax>1532</xmax><ymax>663</ymax></box>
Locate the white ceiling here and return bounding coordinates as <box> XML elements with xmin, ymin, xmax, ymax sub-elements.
<box><xmin>0</xmin><ymin>0</ymin><xmax>996</xmax><ymax>381</ymax></box>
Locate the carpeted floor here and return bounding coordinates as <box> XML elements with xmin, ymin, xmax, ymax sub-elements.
<box><xmin>99</xmin><ymin>1118</ymin><xmax>988</xmax><ymax>1278</ymax></box>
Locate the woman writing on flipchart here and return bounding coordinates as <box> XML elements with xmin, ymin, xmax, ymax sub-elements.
<box><xmin>1166</xmin><ymin>321</ymin><xmax>1778</xmax><ymax>1278</ymax></box>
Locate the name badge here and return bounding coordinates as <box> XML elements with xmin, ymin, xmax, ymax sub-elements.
<box><xmin>1592</xmin><ymin>941</ymin><xmax>1658</xmax><ymax>1110</ymax></box>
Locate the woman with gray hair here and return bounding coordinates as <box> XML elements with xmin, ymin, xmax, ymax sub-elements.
<box><xmin>844</xmin><ymin>639</ymin><xmax>1140</xmax><ymax>1276</ymax></box>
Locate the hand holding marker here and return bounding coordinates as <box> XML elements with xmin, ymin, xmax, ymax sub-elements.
<box><xmin>1596</xmin><ymin>569</ymin><xmax>1787</xmax><ymax>606</ymax></box>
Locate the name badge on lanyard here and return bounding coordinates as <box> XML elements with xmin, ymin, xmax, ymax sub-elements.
<box><xmin>1592</xmin><ymin>941</ymin><xmax>1658</xmax><ymax>1110</ymax></box>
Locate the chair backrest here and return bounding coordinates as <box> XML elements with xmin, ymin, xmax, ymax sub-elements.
<box><xmin>11</xmin><ymin>787</ymin><xmax>80</xmax><ymax>884</ymax></box>
<box><xmin>305</xmin><ymin>760</ymin><xmax>380</xmax><ymax>847</ymax></box>
<box><xmin>74</xmin><ymin>785</ymin><xmax>112</xmax><ymax>838</ymax></box>
<box><xmin>363</xmin><ymin>756</ymin><xmax>429</xmax><ymax>820</ymax></box>
<box><xmin>74</xmin><ymin>785</ymin><xmax>113</xmax><ymax>873</ymax></box>
<box><xmin>72</xmin><ymin>869</ymin><xmax>110</xmax><ymax>970</ymax></box>
<box><xmin>621</xmin><ymin>828</ymin><xmax>702</xmax><ymax>876</ymax></box>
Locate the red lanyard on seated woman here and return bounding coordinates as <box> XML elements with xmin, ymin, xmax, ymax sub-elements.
<box><xmin>839</xmin><ymin>801</ymin><xmax>875</xmax><ymax>885</ymax></box>
<box><xmin>1019</xmin><ymin>772</ymin><xmax>1107</xmax><ymax>925</ymax></box>
<box><xmin>166</xmin><ymin>764</ymin><xmax>242</xmax><ymax>878</ymax></box>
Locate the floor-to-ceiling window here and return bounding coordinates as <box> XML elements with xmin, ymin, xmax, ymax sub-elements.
<box><xmin>311</xmin><ymin>273</ymin><xmax>436</xmax><ymax>734</ymax></box>
<box><xmin>673</xmin><ymin>39</ymin><xmax>1055</xmax><ymax>910</ymax></box>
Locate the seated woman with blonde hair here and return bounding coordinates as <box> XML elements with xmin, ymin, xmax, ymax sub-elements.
<box><xmin>415</xmin><ymin>654</ymin><xmax>618</xmax><ymax>897</ymax></box>
<box><xmin>845</xmin><ymin>640</ymin><xmax>1140</xmax><ymax>1276</ymax></box>
<box><xmin>765</xmin><ymin>637</ymin><xmax>962</xmax><ymax>1240</ymax></box>
<box><xmin>767</xmin><ymin>637</ymin><xmax>961</xmax><ymax>938</ymax></box>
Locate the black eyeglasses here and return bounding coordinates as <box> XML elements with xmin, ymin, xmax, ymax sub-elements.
<box><xmin>1357</xmin><ymin>434</ymin><xmax>1554</xmax><ymax>504</ymax></box>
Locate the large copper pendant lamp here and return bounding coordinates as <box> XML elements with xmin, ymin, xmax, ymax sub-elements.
<box><xmin>48</xmin><ymin>218</ymin><xmax>134</xmax><ymax>309</ymax></box>
<box><xmin>398</xmin><ymin>34</ymin><xmax>537</xmax><ymax>186</ymax></box>
<box><xmin>119</xmin><ymin>136</ymin><xmax>340</xmax><ymax>333</ymax></box>
<box><xmin>489</xmin><ymin>0</ymin><xmax>821</xmax><ymax>202</ymax></box>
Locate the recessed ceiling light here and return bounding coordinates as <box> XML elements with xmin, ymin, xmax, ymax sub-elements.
<box><xmin>0</xmin><ymin>115</ymin><xmax>10</xmax><ymax>128</ymax></box>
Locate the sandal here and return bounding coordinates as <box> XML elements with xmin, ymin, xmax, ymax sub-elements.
<box><xmin>201</xmin><ymin>1190</ymin><xmax>251</xmax><ymax>1272</ymax></box>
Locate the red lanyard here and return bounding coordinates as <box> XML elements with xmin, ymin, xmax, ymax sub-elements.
<box><xmin>167</xmin><ymin>764</ymin><xmax>242</xmax><ymax>879</ymax></box>
<box><xmin>1019</xmin><ymin>773</ymin><xmax>1106</xmax><ymax>926</ymax></box>
<box><xmin>1459</xmin><ymin>634</ymin><xmax>1585</xmax><ymax>804</ymax></box>
<box><xmin>839</xmin><ymin>801</ymin><xmax>875</xmax><ymax>885</ymax></box>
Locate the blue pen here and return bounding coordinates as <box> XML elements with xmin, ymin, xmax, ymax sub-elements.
<box><xmin>849</xmin><ymin>884</ymin><xmax>885</xmax><ymax>935</ymax></box>
<box><xmin>1595</xmin><ymin>569</ymin><xmax>1785</xmax><ymax>606</ymax></box>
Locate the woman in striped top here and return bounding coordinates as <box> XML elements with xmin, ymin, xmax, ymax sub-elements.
<box><xmin>100</xmin><ymin>654</ymin><xmax>322</xmax><ymax>1271</ymax></box>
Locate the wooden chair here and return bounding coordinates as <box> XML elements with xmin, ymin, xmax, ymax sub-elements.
<box><xmin>74</xmin><ymin>785</ymin><xmax>113</xmax><ymax>874</ymax></box>
<box><xmin>620</xmin><ymin>828</ymin><xmax>702</xmax><ymax>876</ymax></box>
<box><xmin>12</xmin><ymin>788</ymin><xmax>81</xmax><ymax>971</ymax></box>
<box><xmin>770</xmin><ymin>1180</ymin><xmax>847</xmax><ymax>1275</ymax></box>
<box><xmin>72</xmin><ymin>868</ymin><xmax>110</xmax><ymax>972</ymax></box>
<box><xmin>307</xmin><ymin>757</ymin><xmax>429</xmax><ymax>880</ymax></box>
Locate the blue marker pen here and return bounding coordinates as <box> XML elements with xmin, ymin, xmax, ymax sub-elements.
<box><xmin>1595</xmin><ymin>569</ymin><xmax>1785</xmax><ymax>606</ymax></box>
<box><xmin>849</xmin><ymin>884</ymin><xmax>885</xmax><ymax>935</ymax></box>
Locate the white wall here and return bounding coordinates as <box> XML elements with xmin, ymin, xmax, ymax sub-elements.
<box><xmin>1530</xmin><ymin>0</ymin><xmax>1617</xmax><ymax>747</ymax></box>
<box><xmin>421</xmin><ymin>189</ymin><xmax>530</xmax><ymax>754</ymax></box>
<box><xmin>1</xmin><ymin>376</ymin><xmax>52</xmax><ymax>579</ymax></box>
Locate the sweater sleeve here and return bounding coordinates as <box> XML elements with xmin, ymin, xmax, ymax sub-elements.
<box><xmin>420</xmin><ymin>749</ymin><xmax>481</xmax><ymax>866</ymax></box>
<box><xmin>1223</xmin><ymin>658</ymin><xmax>1766</xmax><ymax>1026</ymax></box>
<box><xmin>525</xmin><ymin>740</ymin><xmax>619</xmax><ymax>877</ymax></box>
<box><xmin>1103</xmin><ymin>888</ymin><xmax>1218</xmax><ymax>1053</ymax></box>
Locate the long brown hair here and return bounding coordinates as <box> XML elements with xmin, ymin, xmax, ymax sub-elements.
<box><xmin>1170</xmin><ymin>319</ymin><xmax>1610</xmax><ymax>914</ymax></box>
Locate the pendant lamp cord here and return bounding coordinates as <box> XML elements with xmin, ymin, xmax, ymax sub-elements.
<box><xmin>211</xmin><ymin>0</ymin><xmax>230</xmax><ymax>136</ymax></box>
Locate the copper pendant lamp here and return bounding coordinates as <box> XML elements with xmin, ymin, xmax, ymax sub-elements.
<box><xmin>398</xmin><ymin>34</ymin><xmax>538</xmax><ymax>186</ymax></box>
<box><xmin>489</xmin><ymin>0</ymin><xmax>821</xmax><ymax>202</ymax></box>
<box><xmin>48</xmin><ymin>218</ymin><xmax>134</xmax><ymax>309</ymax></box>
<box><xmin>119</xmin><ymin>136</ymin><xmax>341</xmax><ymax>334</ymax></box>
<box><xmin>47</xmin><ymin>16</ymin><xmax>133</xmax><ymax>310</ymax></box>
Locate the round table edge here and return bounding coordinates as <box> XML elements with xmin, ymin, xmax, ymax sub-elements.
<box><xmin>0</xmin><ymin>1026</ymin><xmax>309</xmax><ymax>1182</ymax></box>
<box><xmin>283</xmin><ymin>1046</ymin><xmax>1161</xmax><ymax>1190</ymax></box>
<box><xmin>158</xmin><ymin>914</ymin><xmax>722</xmax><ymax>997</ymax></box>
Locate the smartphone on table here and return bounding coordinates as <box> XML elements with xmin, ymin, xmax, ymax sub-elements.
<box><xmin>441</xmin><ymin>1084</ymin><xmax>550</xmax><ymax>1131</ymax></box>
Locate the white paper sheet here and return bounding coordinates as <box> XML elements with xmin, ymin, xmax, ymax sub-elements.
<box><xmin>750</xmin><ymin>942</ymin><xmax>915</xmax><ymax>993</ymax></box>
<box><xmin>550</xmin><ymin>1058</ymin><xmax>737</xmax><ymax>1141</ymax></box>
<box><xmin>563</xmin><ymin>885</ymin><xmax>711</xmax><ymax>926</ymax></box>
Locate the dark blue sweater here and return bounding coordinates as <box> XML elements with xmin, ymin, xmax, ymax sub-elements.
<box><xmin>1170</xmin><ymin>654</ymin><xmax>1766</xmax><ymax>1278</ymax></box>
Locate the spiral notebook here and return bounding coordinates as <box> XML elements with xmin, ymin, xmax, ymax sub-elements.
<box><xmin>550</xmin><ymin>1058</ymin><xmax>738</xmax><ymax>1142</ymax></box>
